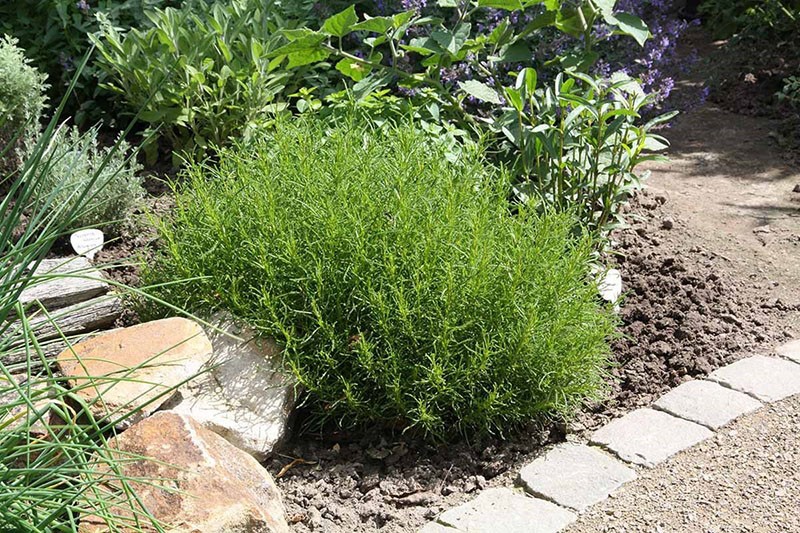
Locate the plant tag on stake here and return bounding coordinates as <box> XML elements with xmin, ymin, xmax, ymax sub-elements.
<box><xmin>70</xmin><ymin>229</ymin><xmax>104</xmax><ymax>261</ymax></box>
<box><xmin>598</xmin><ymin>268</ymin><xmax>622</xmax><ymax>312</ymax></box>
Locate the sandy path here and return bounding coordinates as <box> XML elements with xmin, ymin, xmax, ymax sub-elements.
<box><xmin>644</xmin><ymin>104</ymin><xmax>800</xmax><ymax>336</ymax></box>
<box><xmin>566</xmin><ymin>393</ymin><xmax>800</xmax><ymax>533</ymax></box>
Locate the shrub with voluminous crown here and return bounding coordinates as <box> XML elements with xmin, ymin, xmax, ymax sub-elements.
<box><xmin>0</xmin><ymin>35</ymin><xmax>47</xmax><ymax>176</ymax></box>
<box><xmin>144</xmin><ymin>117</ymin><xmax>617</xmax><ymax>439</ymax></box>
<box><xmin>31</xmin><ymin>124</ymin><xmax>144</xmax><ymax>232</ymax></box>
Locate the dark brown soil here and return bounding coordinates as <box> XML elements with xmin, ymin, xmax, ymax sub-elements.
<box><xmin>267</xmin><ymin>191</ymin><xmax>794</xmax><ymax>533</ymax></box>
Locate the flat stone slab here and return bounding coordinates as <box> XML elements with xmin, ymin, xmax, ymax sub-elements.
<box><xmin>590</xmin><ymin>408</ymin><xmax>712</xmax><ymax>467</ymax></box>
<box><xmin>706</xmin><ymin>356</ymin><xmax>800</xmax><ymax>403</ymax></box>
<box><xmin>653</xmin><ymin>379</ymin><xmax>762</xmax><ymax>429</ymax></box>
<box><xmin>518</xmin><ymin>443</ymin><xmax>636</xmax><ymax>512</ymax></box>
<box><xmin>437</xmin><ymin>488</ymin><xmax>576</xmax><ymax>533</ymax></box>
<box><xmin>57</xmin><ymin>317</ymin><xmax>213</xmax><ymax>428</ymax></box>
<box><xmin>776</xmin><ymin>339</ymin><xmax>800</xmax><ymax>364</ymax></box>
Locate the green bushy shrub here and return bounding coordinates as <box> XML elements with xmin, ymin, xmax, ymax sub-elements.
<box><xmin>31</xmin><ymin>124</ymin><xmax>144</xmax><ymax>232</ymax></box>
<box><xmin>91</xmin><ymin>0</ymin><xmax>297</xmax><ymax>159</ymax></box>
<box><xmin>0</xmin><ymin>35</ymin><xmax>47</xmax><ymax>175</ymax></box>
<box><xmin>144</xmin><ymin>117</ymin><xmax>617</xmax><ymax>439</ymax></box>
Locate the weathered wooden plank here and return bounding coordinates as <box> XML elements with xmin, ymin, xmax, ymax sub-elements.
<box><xmin>1</xmin><ymin>331</ymin><xmax>104</xmax><ymax>372</ymax></box>
<box><xmin>19</xmin><ymin>257</ymin><xmax>109</xmax><ymax>311</ymax></box>
<box><xmin>2</xmin><ymin>296</ymin><xmax>121</xmax><ymax>370</ymax></box>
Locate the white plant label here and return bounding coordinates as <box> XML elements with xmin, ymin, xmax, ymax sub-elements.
<box><xmin>70</xmin><ymin>229</ymin><xmax>105</xmax><ymax>261</ymax></box>
<box><xmin>598</xmin><ymin>268</ymin><xmax>623</xmax><ymax>304</ymax></box>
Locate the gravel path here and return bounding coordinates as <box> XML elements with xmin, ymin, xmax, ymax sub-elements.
<box><xmin>566</xmin><ymin>394</ymin><xmax>800</xmax><ymax>533</ymax></box>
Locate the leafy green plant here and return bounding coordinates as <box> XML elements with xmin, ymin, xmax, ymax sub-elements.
<box><xmin>0</xmin><ymin>0</ymin><xmax>186</xmax><ymax>123</ymax></box>
<box><xmin>0</xmin><ymin>36</ymin><xmax>47</xmax><ymax>176</ymax></box>
<box><xmin>496</xmin><ymin>69</ymin><xmax>673</xmax><ymax>234</ymax></box>
<box><xmin>143</xmin><ymin>117</ymin><xmax>617</xmax><ymax>439</ymax></box>
<box><xmin>91</xmin><ymin>0</ymin><xmax>297</xmax><ymax>160</ymax></box>
<box><xmin>30</xmin><ymin>123</ymin><xmax>144</xmax><ymax>233</ymax></box>
<box><xmin>1</xmin><ymin>73</ymin><xmax>165</xmax><ymax>530</ymax></box>
<box><xmin>266</xmin><ymin>1</ymin><xmax>666</xmax><ymax>238</ymax></box>
<box><xmin>699</xmin><ymin>0</ymin><xmax>798</xmax><ymax>40</ymax></box>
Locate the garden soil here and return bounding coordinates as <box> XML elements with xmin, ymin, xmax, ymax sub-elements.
<box><xmin>86</xmin><ymin>30</ymin><xmax>800</xmax><ymax>533</ymax></box>
<box><xmin>268</xmin><ymin>100</ymin><xmax>800</xmax><ymax>532</ymax></box>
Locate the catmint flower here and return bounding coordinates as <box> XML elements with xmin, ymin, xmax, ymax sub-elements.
<box><xmin>76</xmin><ymin>0</ymin><xmax>90</xmax><ymax>13</ymax></box>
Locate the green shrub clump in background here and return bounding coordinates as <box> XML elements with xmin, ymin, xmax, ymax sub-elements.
<box><xmin>91</xmin><ymin>0</ymin><xmax>293</xmax><ymax>160</ymax></box>
<box><xmin>145</xmin><ymin>117</ymin><xmax>617</xmax><ymax>439</ymax></box>
<box><xmin>0</xmin><ymin>35</ymin><xmax>47</xmax><ymax>175</ymax></box>
<box><xmin>31</xmin><ymin>124</ymin><xmax>144</xmax><ymax>232</ymax></box>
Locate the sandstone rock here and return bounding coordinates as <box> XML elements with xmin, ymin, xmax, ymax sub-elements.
<box><xmin>168</xmin><ymin>313</ymin><xmax>297</xmax><ymax>460</ymax></box>
<box><xmin>57</xmin><ymin>318</ymin><xmax>212</xmax><ymax>427</ymax></box>
<box><xmin>79</xmin><ymin>411</ymin><xmax>290</xmax><ymax>533</ymax></box>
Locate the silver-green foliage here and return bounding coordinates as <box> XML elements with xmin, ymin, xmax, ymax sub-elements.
<box><xmin>91</xmin><ymin>0</ymin><xmax>292</xmax><ymax>159</ymax></box>
<box><xmin>144</xmin><ymin>117</ymin><xmax>618</xmax><ymax>440</ymax></box>
<box><xmin>0</xmin><ymin>35</ymin><xmax>47</xmax><ymax>174</ymax></box>
<box><xmin>32</xmin><ymin>124</ymin><xmax>144</xmax><ymax>232</ymax></box>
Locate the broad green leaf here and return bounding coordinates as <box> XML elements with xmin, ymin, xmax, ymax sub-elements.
<box><xmin>286</xmin><ymin>48</ymin><xmax>329</xmax><ymax>68</ymax></box>
<box><xmin>392</xmin><ymin>10</ymin><xmax>416</xmax><ymax>28</ymax></box>
<box><xmin>269</xmin><ymin>33</ymin><xmax>326</xmax><ymax>57</ymax></box>
<box><xmin>612</xmin><ymin>13</ymin><xmax>650</xmax><ymax>46</ymax></box>
<box><xmin>459</xmin><ymin>80</ymin><xmax>502</xmax><ymax>104</ymax></box>
<box><xmin>336</xmin><ymin>57</ymin><xmax>370</xmax><ymax>81</ymax></box>
<box><xmin>495</xmin><ymin>42</ymin><xmax>531</xmax><ymax>62</ymax></box>
<box><xmin>503</xmin><ymin>87</ymin><xmax>524</xmax><ymax>111</ymax></box>
<box><xmin>322</xmin><ymin>5</ymin><xmax>358</xmax><ymax>37</ymax></box>
<box><xmin>353</xmin><ymin>71</ymin><xmax>395</xmax><ymax>100</ymax></box>
<box><xmin>555</xmin><ymin>9</ymin><xmax>586</xmax><ymax>36</ymax></box>
<box><xmin>431</xmin><ymin>23</ymin><xmax>470</xmax><ymax>56</ymax></box>
<box><xmin>351</xmin><ymin>16</ymin><xmax>393</xmax><ymax>33</ymax></box>
<box><xmin>438</xmin><ymin>0</ymin><xmax>459</xmax><ymax>6</ymax></box>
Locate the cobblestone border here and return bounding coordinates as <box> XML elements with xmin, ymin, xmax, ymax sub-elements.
<box><xmin>418</xmin><ymin>340</ymin><xmax>800</xmax><ymax>533</ymax></box>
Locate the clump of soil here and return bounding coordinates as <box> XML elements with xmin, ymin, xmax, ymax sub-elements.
<box><xmin>595</xmin><ymin>193</ymin><xmax>793</xmax><ymax>418</ymax></box>
<box><xmin>268</xmin><ymin>193</ymin><xmax>791</xmax><ymax>533</ymax></box>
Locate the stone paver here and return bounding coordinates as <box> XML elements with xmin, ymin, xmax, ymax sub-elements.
<box><xmin>706</xmin><ymin>355</ymin><xmax>800</xmax><ymax>403</ymax></box>
<box><xmin>590</xmin><ymin>408</ymin><xmax>712</xmax><ymax>467</ymax></box>
<box><xmin>776</xmin><ymin>339</ymin><xmax>800</xmax><ymax>364</ymax></box>
<box><xmin>653</xmin><ymin>379</ymin><xmax>762</xmax><ymax>429</ymax></box>
<box><xmin>518</xmin><ymin>443</ymin><xmax>636</xmax><ymax>512</ymax></box>
<box><xmin>436</xmin><ymin>488</ymin><xmax>576</xmax><ymax>533</ymax></box>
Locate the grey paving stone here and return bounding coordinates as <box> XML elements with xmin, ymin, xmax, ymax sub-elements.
<box><xmin>518</xmin><ymin>443</ymin><xmax>636</xmax><ymax>512</ymax></box>
<box><xmin>776</xmin><ymin>339</ymin><xmax>800</xmax><ymax>364</ymax></box>
<box><xmin>419</xmin><ymin>522</ymin><xmax>461</xmax><ymax>533</ymax></box>
<box><xmin>437</xmin><ymin>487</ymin><xmax>576</xmax><ymax>533</ymax></box>
<box><xmin>653</xmin><ymin>379</ymin><xmax>762</xmax><ymax>429</ymax></box>
<box><xmin>590</xmin><ymin>408</ymin><xmax>712</xmax><ymax>467</ymax></box>
<box><xmin>706</xmin><ymin>356</ymin><xmax>800</xmax><ymax>403</ymax></box>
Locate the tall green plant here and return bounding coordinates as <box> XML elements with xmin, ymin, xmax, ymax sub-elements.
<box><xmin>265</xmin><ymin>1</ymin><xmax>666</xmax><ymax>237</ymax></box>
<box><xmin>1</xmin><ymin>62</ymin><xmax>186</xmax><ymax>531</ymax></box>
<box><xmin>143</xmin><ymin>117</ymin><xmax>617</xmax><ymax>439</ymax></box>
<box><xmin>91</xmin><ymin>0</ymin><xmax>296</xmax><ymax>160</ymax></box>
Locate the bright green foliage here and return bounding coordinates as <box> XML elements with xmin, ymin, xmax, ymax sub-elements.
<box><xmin>0</xmin><ymin>36</ymin><xmax>47</xmax><ymax>175</ymax></box>
<box><xmin>144</xmin><ymin>117</ymin><xmax>617</xmax><ymax>439</ymax></box>
<box><xmin>266</xmin><ymin>1</ymin><xmax>667</xmax><ymax>238</ymax></box>
<box><xmin>497</xmin><ymin>70</ymin><xmax>674</xmax><ymax>234</ymax></box>
<box><xmin>2</xmin><ymin>90</ymin><xmax>165</xmax><ymax>532</ymax></box>
<box><xmin>778</xmin><ymin>76</ymin><xmax>800</xmax><ymax>108</ymax></box>
<box><xmin>91</xmin><ymin>0</ymin><xmax>295</xmax><ymax>159</ymax></box>
<box><xmin>31</xmin><ymin>124</ymin><xmax>144</xmax><ymax>232</ymax></box>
